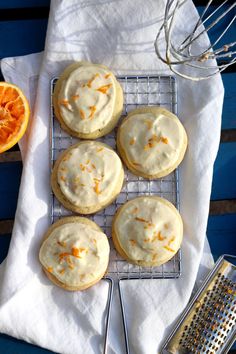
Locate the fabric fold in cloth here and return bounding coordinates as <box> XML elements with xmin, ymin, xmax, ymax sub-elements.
<box><xmin>0</xmin><ymin>1</ymin><xmax>223</xmax><ymax>353</ymax></box>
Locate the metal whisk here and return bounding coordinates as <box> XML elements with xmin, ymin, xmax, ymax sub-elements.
<box><xmin>154</xmin><ymin>0</ymin><xmax>236</xmax><ymax>81</ymax></box>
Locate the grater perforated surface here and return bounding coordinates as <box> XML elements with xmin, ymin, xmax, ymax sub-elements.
<box><xmin>50</xmin><ymin>75</ymin><xmax>181</xmax><ymax>279</ymax></box>
<box><xmin>161</xmin><ymin>256</ymin><xmax>236</xmax><ymax>354</ymax></box>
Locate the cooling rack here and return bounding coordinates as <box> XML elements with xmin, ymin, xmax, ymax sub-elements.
<box><xmin>50</xmin><ymin>74</ymin><xmax>180</xmax><ymax>353</ymax></box>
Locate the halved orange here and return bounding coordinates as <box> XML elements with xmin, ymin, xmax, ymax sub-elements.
<box><xmin>0</xmin><ymin>82</ymin><xmax>30</xmax><ymax>153</ymax></box>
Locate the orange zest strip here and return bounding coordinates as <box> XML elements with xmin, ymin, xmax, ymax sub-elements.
<box><xmin>94</xmin><ymin>180</ymin><xmax>101</xmax><ymax>194</ymax></box>
<box><xmin>97</xmin><ymin>147</ymin><xmax>104</xmax><ymax>152</ymax></box>
<box><xmin>168</xmin><ymin>236</ymin><xmax>175</xmax><ymax>245</ymax></box>
<box><xmin>129</xmin><ymin>137</ymin><xmax>135</xmax><ymax>145</ymax></box>
<box><xmin>135</xmin><ymin>216</ymin><xmax>148</xmax><ymax>223</ymax></box>
<box><xmin>131</xmin><ymin>207</ymin><xmax>138</xmax><ymax>214</ymax></box>
<box><xmin>158</xmin><ymin>231</ymin><xmax>166</xmax><ymax>241</ymax></box>
<box><xmin>92</xmin><ymin>239</ymin><xmax>97</xmax><ymax>244</ymax></box>
<box><xmin>60</xmin><ymin>176</ymin><xmax>66</xmax><ymax>182</ymax></box>
<box><xmin>91</xmin><ymin>163</ymin><xmax>96</xmax><ymax>170</ymax></box>
<box><xmin>144</xmin><ymin>238</ymin><xmax>151</xmax><ymax>243</ymax></box>
<box><xmin>164</xmin><ymin>245</ymin><xmax>175</xmax><ymax>252</ymax></box>
<box><xmin>104</xmin><ymin>73</ymin><xmax>111</xmax><ymax>79</ymax></box>
<box><xmin>144</xmin><ymin>120</ymin><xmax>153</xmax><ymax>130</ymax></box>
<box><xmin>79</xmin><ymin>109</ymin><xmax>86</xmax><ymax>120</ymax></box>
<box><xmin>129</xmin><ymin>239</ymin><xmax>136</xmax><ymax>246</ymax></box>
<box><xmin>150</xmin><ymin>134</ymin><xmax>161</xmax><ymax>143</ymax></box>
<box><xmin>96</xmin><ymin>84</ymin><xmax>112</xmax><ymax>94</ymax></box>
<box><xmin>59</xmin><ymin>252</ymin><xmax>71</xmax><ymax>261</ymax></box>
<box><xmin>71</xmin><ymin>94</ymin><xmax>79</xmax><ymax>101</ymax></box>
<box><xmin>89</xmin><ymin>105</ymin><xmax>96</xmax><ymax>119</ymax></box>
<box><xmin>59</xmin><ymin>268</ymin><xmax>65</xmax><ymax>274</ymax></box>
<box><xmin>85</xmin><ymin>159</ymin><xmax>90</xmax><ymax>165</ymax></box>
<box><xmin>72</xmin><ymin>247</ymin><xmax>82</xmax><ymax>258</ymax></box>
<box><xmin>87</xmin><ymin>73</ymin><xmax>99</xmax><ymax>88</ymax></box>
<box><xmin>164</xmin><ymin>223</ymin><xmax>169</xmax><ymax>229</ymax></box>
<box><xmin>80</xmin><ymin>163</ymin><xmax>86</xmax><ymax>171</ymax></box>
<box><xmin>57</xmin><ymin>241</ymin><xmax>66</xmax><ymax>248</ymax></box>
<box><xmin>161</xmin><ymin>137</ymin><xmax>169</xmax><ymax>144</ymax></box>
<box><xmin>47</xmin><ymin>267</ymin><xmax>53</xmax><ymax>273</ymax></box>
<box><xmin>59</xmin><ymin>99</ymin><xmax>69</xmax><ymax>107</ymax></box>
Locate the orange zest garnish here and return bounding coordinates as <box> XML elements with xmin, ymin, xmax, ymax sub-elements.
<box><xmin>59</xmin><ymin>252</ymin><xmax>71</xmax><ymax>261</ymax></box>
<box><xmin>92</xmin><ymin>239</ymin><xmax>97</xmax><ymax>244</ymax></box>
<box><xmin>135</xmin><ymin>216</ymin><xmax>148</xmax><ymax>223</ymax></box>
<box><xmin>161</xmin><ymin>137</ymin><xmax>169</xmax><ymax>144</ymax></box>
<box><xmin>59</xmin><ymin>268</ymin><xmax>65</xmax><ymax>274</ymax></box>
<box><xmin>57</xmin><ymin>241</ymin><xmax>66</xmax><ymax>248</ymax></box>
<box><xmin>164</xmin><ymin>245</ymin><xmax>175</xmax><ymax>252</ymax></box>
<box><xmin>97</xmin><ymin>147</ymin><xmax>104</xmax><ymax>152</ymax></box>
<box><xmin>164</xmin><ymin>223</ymin><xmax>169</xmax><ymax>229</ymax></box>
<box><xmin>72</xmin><ymin>247</ymin><xmax>82</xmax><ymax>258</ymax></box>
<box><xmin>150</xmin><ymin>134</ymin><xmax>161</xmax><ymax>143</ymax></box>
<box><xmin>129</xmin><ymin>239</ymin><xmax>136</xmax><ymax>246</ymax></box>
<box><xmin>47</xmin><ymin>267</ymin><xmax>53</xmax><ymax>273</ymax></box>
<box><xmin>96</xmin><ymin>84</ymin><xmax>112</xmax><ymax>94</ymax></box>
<box><xmin>158</xmin><ymin>231</ymin><xmax>165</xmax><ymax>241</ymax></box>
<box><xmin>71</xmin><ymin>94</ymin><xmax>79</xmax><ymax>101</ymax></box>
<box><xmin>85</xmin><ymin>159</ymin><xmax>90</xmax><ymax>165</ymax></box>
<box><xmin>0</xmin><ymin>82</ymin><xmax>30</xmax><ymax>153</ymax></box>
<box><xmin>104</xmin><ymin>73</ymin><xmax>111</xmax><ymax>79</ymax></box>
<box><xmin>89</xmin><ymin>105</ymin><xmax>96</xmax><ymax>119</ymax></box>
<box><xmin>144</xmin><ymin>120</ymin><xmax>153</xmax><ymax>130</ymax></box>
<box><xmin>59</xmin><ymin>99</ymin><xmax>69</xmax><ymax>107</ymax></box>
<box><xmin>94</xmin><ymin>180</ymin><xmax>101</xmax><ymax>194</ymax></box>
<box><xmin>60</xmin><ymin>176</ymin><xmax>66</xmax><ymax>182</ymax></box>
<box><xmin>144</xmin><ymin>142</ymin><xmax>153</xmax><ymax>150</ymax></box>
<box><xmin>79</xmin><ymin>109</ymin><xmax>86</xmax><ymax>120</ymax></box>
<box><xmin>87</xmin><ymin>73</ymin><xmax>99</xmax><ymax>88</ymax></box>
<box><xmin>144</xmin><ymin>238</ymin><xmax>151</xmax><ymax>243</ymax></box>
<box><xmin>131</xmin><ymin>207</ymin><xmax>138</xmax><ymax>214</ymax></box>
<box><xmin>91</xmin><ymin>163</ymin><xmax>96</xmax><ymax>170</ymax></box>
<box><xmin>129</xmin><ymin>137</ymin><xmax>135</xmax><ymax>145</ymax></box>
<box><xmin>80</xmin><ymin>163</ymin><xmax>86</xmax><ymax>171</ymax></box>
<box><xmin>168</xmin><ymin>237</ymin><xmax>175</xmax><ymax>246</ymax></box>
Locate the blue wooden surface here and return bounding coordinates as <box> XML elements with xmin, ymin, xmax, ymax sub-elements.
<box><xmin>0</xmin><ymin>1</ymin><xmax>235</xmax><ymax>353</ymax></box>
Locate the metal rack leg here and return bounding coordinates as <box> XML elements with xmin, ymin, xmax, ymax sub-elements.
<box><xmin>118</xmin><ymin>279</ymin><xmax>130</xmax><ymax>354</ymax></box>
<box><xmin>103</xmin><ymin>277</ymin><xmax>114</xmax><ymax>354</ymax></box>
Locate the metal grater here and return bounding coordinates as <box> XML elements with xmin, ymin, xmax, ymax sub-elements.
<box><xmin>161</xmin><ymin>254</ymin><xmax>236</xmax><ymax>354</ymax></box>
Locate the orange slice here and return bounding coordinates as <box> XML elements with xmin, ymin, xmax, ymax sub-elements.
<box><xmin>0</xmin><ymin>82</ymin><xmax>30</xmax><ymax>153</ymax></box>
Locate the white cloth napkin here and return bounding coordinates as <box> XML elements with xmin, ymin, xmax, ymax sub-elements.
<box><xmin>0</xmin><ymin>1</ymin><xmax>224</xmax><ymax>353</ymax></box>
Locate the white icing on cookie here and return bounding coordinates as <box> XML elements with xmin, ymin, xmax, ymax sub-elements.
<box><xmin>58</xmin><ymin>65</ymin><xmax>116</xmax><ymax>133</ymax></box>
<box><xmin>119</xmin><ymin>111</ymin><xmax>186</xmax><ymax>176</ymax></box>
<box><xmin>57</xmin><ymin>142</ymin><xmax>123</xmax><ymax>208</ymax></box>
<box><xmin>114</xmin><ymin>197</ymin><xmax>183</xmax><ymax>265</ymax></box>
<box><xmin>39</xmin><ymin>222</ymin><xmax>110</xmax><ymax>287</ymax></box>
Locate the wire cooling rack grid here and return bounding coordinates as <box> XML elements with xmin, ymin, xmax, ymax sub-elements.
<box><xmin>50</xmin><ymin>75</ymin><xmax>181</xmax><ymax>279</ymax></box>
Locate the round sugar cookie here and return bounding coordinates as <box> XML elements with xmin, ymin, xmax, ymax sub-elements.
<box><xmin>51</xmin><ymin>141</ymin><xmax>124</xmax><ymax>214</ymax></box>
<box><xmin>53</xmin><ymin>61</ymin><xmax>123</xmax><ymax>139</ymax></box>
<box><xmin>112</xmin><ymin>196</ymin><xmax>183</xmax><ymax>267</ymax></box>
<box><xmin>39</xmin><ymin>216</ymin><xmax>110</xmax><ymax>291</ymax></box>
<box><xmin>117</xmin><ymin>106</ymin><xmax>187</xmax><ymax>178</ymax></box>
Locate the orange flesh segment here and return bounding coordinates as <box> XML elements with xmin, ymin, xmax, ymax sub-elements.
<box><xmin>0</xmin><ymin>83</ymin><xmax>30</xmax><ymax>153</ymax></box>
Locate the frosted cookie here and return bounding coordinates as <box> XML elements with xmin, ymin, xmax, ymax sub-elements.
<box><xmin>51</xmin><ymin>141</ymin><xmax>124</xmax><ymax>214</ymax></box>
<box><xmin>53</xmin><ymin>61</ymin><xmax>123</xmax><ymax>139</ymax></box>
<box><xmin>117</xmin><ymin>107</ymin><xmax>187</xmax><ymax>178</ymax></box>
<box><xmin>39</xmin><ymin>217</ymin><xmax>110</xmax><ymax>291</ymax></box>
<box><xmin>112</xmin><ymin>196</ymin><xmax>183</xmax><ymax>267</ymax></box>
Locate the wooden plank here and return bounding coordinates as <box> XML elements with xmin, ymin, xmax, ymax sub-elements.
<box><xmin>0</xmin><ymin>7</ymin><xmax>49</xmax><ymax>21</ymax></box>
<box><xmin>0</xmin><ymin>151</ymin><xmax>22</xmax><ymax>162</ymax></box>
<box><xmin>210</xmin><ymin>200</ymin><xmax>236</xmax><ymax>215</ymax></box>
<box><xmin>0</xmin><ymin>1</ymin><xmax>50</xmax><ymax>9</ymax></box>
<box><xmin>211</xmin><ymin>142</ymin><xmax>236</xmax><ymax>200</ymax></box>
<box><xmin>221</xmin><ymin>73</ymin><xmax>236</xmax><ymax>130</ymax></box>
<box><xmin>0</xmin><ymin>220</ymin><xmax>14</xmax><ymax>235</ymax></box>
<box><xmin>207</xmin><ymin>214</ymin><xmax>236</xmax><ymax>259</ymax></box>
<box><xmin>0</xmin><ymin>19</ymin><xmax>48</xmax><ymax>59</ymax></box>
<box><xmin>0</xmin><ymin>162</ymin><xmax>22</xmax><ymax>219</ymax></box>
<box><xmin>0</xmin><ymin>335</ymin><xmax>54</xmax><ymax>354</ymax></box>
